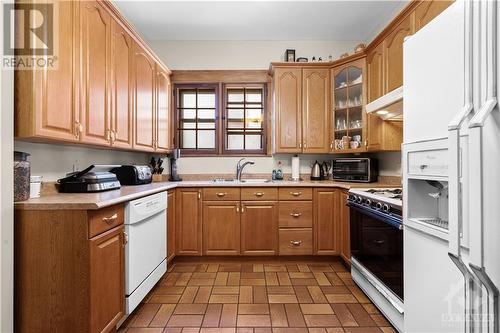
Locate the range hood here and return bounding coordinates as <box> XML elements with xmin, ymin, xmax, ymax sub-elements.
<box><xmin>365</xmin><ymin>86</ymin><xmax>403</xmax><ymax>121</ymax></box>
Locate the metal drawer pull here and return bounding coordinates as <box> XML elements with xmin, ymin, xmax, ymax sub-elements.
<box><xmin>419</xmin><ymin>164</ymin><xmax>428</xmax><ymax>170</ymax></box>
<box><xmin>290</xmin><ymin>191</ymin><xmax>302</xmax><ymax>196</ymax></box>
<box><xmin>102</xmin><ymin>213</ymin><xmax>118</xmax><ymax>223</ymax></box>
<box><xmin>254</xmin><ymin>192</ymin><xmax>265</xmax><ymax>197</ymax></box>
<box><xmin>290</xmin><ymin>212</ymin><xmax>302</xmax><ymax>218</ymax></box>
<box><xmin>216</xmin><ymin>192</ymin><xmax>227</xmax><ymax>197</ymax></box>
<box><xmin>290</xmin><ymin>240</ymin><xmax>302</xmax><ymax>246</ymax></box>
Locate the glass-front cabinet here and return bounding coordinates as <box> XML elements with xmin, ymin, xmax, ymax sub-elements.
<box><xmin>331</xmin><ymin>58</ymin><xmax>367</xmax><ymax>152</ymax></box>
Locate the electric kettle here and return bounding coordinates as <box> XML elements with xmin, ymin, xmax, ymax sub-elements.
<box><xmin>310</xmin><ymin>160</ymin><xmax>323</xmax><ymax>180</ymax></box>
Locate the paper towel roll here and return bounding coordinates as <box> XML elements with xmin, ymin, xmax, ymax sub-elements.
<box><xmin>291</xmin><ymin>155</ymin><xmax>300</xmax><ymax>181</ymax></box>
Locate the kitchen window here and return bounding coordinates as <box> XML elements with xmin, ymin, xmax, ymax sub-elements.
<box><xmin>224</xmin><ymin>85</ymin><xmax>266</xmax><ymax>154</ymax></box>
<box><xmin>175</xmin><ymin>85</ymin><xmax>218</xmax><ymax>154</ymax></box>
<box><xmin>175</xmin><ymin>83</ymin><xmax>267</xmax><ymax>155</ymax></box>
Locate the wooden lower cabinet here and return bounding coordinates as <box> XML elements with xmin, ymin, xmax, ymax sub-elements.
<box><xmin>176</xmin><ymin>188</ymin><xmax>202</xmax><ymax>255</ymax></box>
<box><xmin>314</xmin><ymin>189</ymin><xmax>340</xmax><ymax>255</ymax></box>
<box><xmin>15</xmin><ymin>205</ymin><xmax>125</xmax><ymax>333</ymax></box>
<box><xmin>167</xmin><ymin>190</ymin><xmax>176</xmax><ymax>262</ymax></box>
<box><xmin>241</xmin><ymin>201</ymin><xmax>278</xmax><ymax>255</ymax></box>
<box><xmin>339</xmin><ymin>191</ymin><xmax>351</xmax><ymax>264</ymax></box>
<box><xmin>203</xmin><ymin>201</ymin><xmax>241</xmax><ymax>255</ymax></box>
<box><xmin>90</xmin><ymin>226</ymin><xmax>125</xmax><ymax>333</ymax></box>
<box><xmin>279</xmin><ymin>228</ymin><xmax>313</xmax><ymax>255</ymax></box>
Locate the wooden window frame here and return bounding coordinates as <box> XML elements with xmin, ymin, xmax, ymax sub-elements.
<box><xmin>222</xmin><ymin>83</ymin><xmax>267</xmax><ymax>155</ymax></box>
<box><xmin>174</xmin><ymin>84</ymin><xmax>220</xmax><ymax>155</ymax></box>
<box><xmin>174</xmin><ymin>82</ymin><xmax>269</xmax><ymax>156</ymax></box>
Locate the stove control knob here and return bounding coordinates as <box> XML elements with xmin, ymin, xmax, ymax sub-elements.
<box><xmin>356</xmin><ymin>196</ymin><xmax>363</xmax><ymax>204</ymax></box>
<box><xmin>382</xmin><ymin>204</ymin><xmax>390</xmax><ymax>212</ymax></box>
<box><xmin>365</xmin><ymin>199</ymin><xmax>372</xmax><ymax>206</ymax></box>
<box><xmin>375</xmin><ymin>202</ymin><xmax>383</xmax><ymax>210</ymax></box>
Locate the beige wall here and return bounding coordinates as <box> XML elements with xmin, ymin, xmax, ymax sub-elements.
<box><xmin>1</xmin><ymin>2</ymin><xmax>14</xmax><ymax>329</ymax></box>
<box><xmin>149</xmin><ymin>40</ymin><xmax>360</xmax><ymax>70</ymax></box>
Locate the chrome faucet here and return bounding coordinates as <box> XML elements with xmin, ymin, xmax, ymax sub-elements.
<box><xmin>236</xmin><ymin>158</ymin><xmax>255</xmax><ymax>181</ymax></box>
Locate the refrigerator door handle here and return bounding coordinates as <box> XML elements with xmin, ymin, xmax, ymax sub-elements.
<box><xmin>469</xmin><ymin>264</ymin><xmax>499</xmax><ymax>333</ymax></box>
<box><xmin>468</xmin><ymin>1</ymin><xmax>499</xmax><ymax>332</ymax></box>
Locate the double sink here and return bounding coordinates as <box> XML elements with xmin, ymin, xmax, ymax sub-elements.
<box><xmin>211</xmin><ymin>178</ymin><xmax>273</xmax><ymax>184</ymax></box>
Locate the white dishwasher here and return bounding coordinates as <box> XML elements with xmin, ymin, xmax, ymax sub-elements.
<box><xmin>125</xmin><ymin>191</ymin><xmax>167</xmax><ymax>314</ymax></box>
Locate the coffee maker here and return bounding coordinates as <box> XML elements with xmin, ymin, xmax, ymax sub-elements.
<box><xmin>169</xmin><ymin>149</ymin><xmax>182</xmax><ymax>182</ymax></box>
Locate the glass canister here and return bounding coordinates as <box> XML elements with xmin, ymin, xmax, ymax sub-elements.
<box><xmin>14</xmin><ymin>151</ymin><xmax>31</xmax><ymax>202</ymax></box>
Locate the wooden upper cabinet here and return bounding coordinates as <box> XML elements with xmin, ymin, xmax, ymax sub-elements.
<box><xmin>133</xmin><ymin>43</ymin><xmax>156</xmax><ymax>151</ymax></box>
<box><xmin>384</xmin><ymin>14</ymin><xmax>412</xmax><ymax>93</ymax></box>
<box><xmin>367</xmin><ymin>43</ymin><xmax>385</xmax><ymax>103</ymax></box>
<box><xmin>90</xmin><ymin>226</ymin><xmax>125</xmax><ymax>333</ymax></box>
<box><xmin>155</xmin><ymin>65</ymin><xmax>171</xmax><ymax>152</ymax></box>
<box><xmin>110</xmin><ymin>19</ymin><xmax>133</xmax><ymax>149</ymax></box>
<box><xmin>314</xmin><ymin>189</ymin><xmax>340</xmax><ymax>255</ymax></box>
<box><xmin>15</xmin><ymin>0</ymin><xmax>79</xmax><ymax>142</ymax></box>
<box><xmin>176</xmin><ymin>189</ymin><xmax>202</xmax><ymax>255</ymax></box>
<box><xmin>274</xmin><ymin>68</ymin><xmax>302</xmax><ymax>153</ymax></box>
<box><xmin>241</xmin><ymin>201</ymin><xmax>278</xmax><ymax>255</ymax></box>
<box><xmin>302</xmin><ymin>68</ymin><xmax>329</xmax><ymax>153</ymax></box>
<box><xmin>414</xmin><ymin>0</ymin><xmax>453</xmax><ymax>32</ymax></box>
<box><xmin>203</xmin><ymin>201</ymin><xmax>241</xmax><ymax>255</ymax></box>
<box><xmin>79</xmin><ymin>1</ymin><xmax>112</xmax><ymax>146</ymax></box>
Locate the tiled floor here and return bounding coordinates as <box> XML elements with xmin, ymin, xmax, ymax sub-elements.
<box><xmin>119</xmin><ymin>259</ymin><xmax>396</xmax><ymax>333</ymax></box>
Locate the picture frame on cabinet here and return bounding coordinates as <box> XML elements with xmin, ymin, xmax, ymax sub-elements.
<box><xmin>285</xmin><ymin>49</ymin><xmax>295</xmax><ymax>62</ymax></box>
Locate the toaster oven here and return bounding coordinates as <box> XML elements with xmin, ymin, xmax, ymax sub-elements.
<box><xmin>332</xmin><ymin>158</ymin><xmax>378</xmax><ymax>182</ymax></box>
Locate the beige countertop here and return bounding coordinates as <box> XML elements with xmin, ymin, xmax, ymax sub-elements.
<box><xmin>14</xmin><ymin>179</ymin><xmax>400</xmax><ymax>211</ymax></box>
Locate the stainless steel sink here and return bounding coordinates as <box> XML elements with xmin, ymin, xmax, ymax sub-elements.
<box><xmin>240</xmin><ymin>179</ymin><xmax>271</xmax><ymax>183</ymax></box>
<box><xmin>211</xmin><ymin>178</ymin><xmax>271</xmax><ymax>184</ymax></box>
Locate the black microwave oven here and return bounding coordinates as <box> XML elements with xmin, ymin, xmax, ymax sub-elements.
<box><xmin>332</xmin><ymin>158</ymin><xmax>378</xmax><ymax>182</ymax></box>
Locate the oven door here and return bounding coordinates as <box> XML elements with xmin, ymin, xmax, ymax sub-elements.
<box><xmin>348</xmin><ymin>201</ymin><xmax>404</xmax><ymax>301</ymax></box>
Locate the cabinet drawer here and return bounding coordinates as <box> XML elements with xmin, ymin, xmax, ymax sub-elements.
<box><xmin>279</xmin><ymin>201</ymin><xmax>312</xmax><ymax>227</ymax></box>
<box><xmin>88</xmin><ymin>204</ymin><xmax>124</xmax><ymax>238</ymax></box>
<box><xmin>407</xmin><ymin>148</ymin><xmax>448</xmax><ymax>177</ymax></box>
<box><xmin>279</xmin><ymin>188</ymin><xmax>313</xmax><ymax>200</ymax></box>
<box><xmin>279</xmin><ymin>228</ymin><xmax>313</xmax><ymax>255</ymax></box>
<box><xmin>241</xmin><ymin>188</ymin><xmax>278</xmax><ymax>201</ymax></box>
<box><xmin>203</xmin><ymin>188</ymin><xmax>240</xmax><ymax>201</ymax></box>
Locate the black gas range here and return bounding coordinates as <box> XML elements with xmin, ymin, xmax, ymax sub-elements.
<box><xmin>347</xmin><ymin>187</ymin><xmax>404</xmax><ymax>319</ymax></box>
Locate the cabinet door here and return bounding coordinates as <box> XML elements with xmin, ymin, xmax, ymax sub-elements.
<box><xmin>314</xmin><ymin>189</ymin><xmax>340</xmax><ymax>255</ymax></box>
<box><xmin>90</xmin><ymin>226</ymin><xmax>124</xmax><ymax>333</ymax></box>
<box><xmin>274</xmin><ymin>68</ymin><xmax>302</xmax><ymax>153</ymax></box>
<box><xmin>176</xmin><ymin>189</ymin><xmax>202</xmax><ymax>255</ymax></box>
<box><xmin>384</xmin><ymin>15</ymin><xmax>412</xmax><ymax>93</ymax></box>
<box><xmin>241</xmin><ymin>201</ymin><xmax>278</xmax><ymax>255</ymax></box>
<box><xmin>167</xmin><ymin>190</ymin><xmax>176</xmax><ymax>262</ymax></box>
<box><xmin>366</xmin><ymin>43</ymin><xmax>384</xmax><ymax>151</ymax></box>
<box><xmin>80</xmin><ymin>1</ymin><xmax>111</xmax><ymax>146</ymax></box>
<box><xmin>110</xmin><ymin>19</ymin><xmax>133</xmax><ymax>149</ymax></box>
<box><xmin>18</xmin><ymin>0</ymin><xmax>79</xmax><ymax>141</ymax></box>
<box><xmin>133</xmin><ymin>43</ymin><xmax>156</xmax><ymax>151</ymax></box>
<box><xmin>367</xmin><ymin>42</ymin><xmax>385</xmax><ymax>103</ymax></box>
<box><xmin>339</xmin><ymin>191</ymin><xmax>351</xmax><ymax>264</ymax></box>
<box><xmin>203</xmin><ymin>201</ymin><xmax>240</xmax><ymax>255</ymax></box>
<box><xmin>413</xmin><ymin>0</ymin><xmax>453</xmax><ymax>32</ymax></box>
<box><xmin>156</xmin><ymin>65</ymin><xmax>171</xmax><ymax>152</ymax></box>
<box><xmin>302</xmin><ymin>68</ymin><xmax>329</xmax><ymax>153</ymax></box>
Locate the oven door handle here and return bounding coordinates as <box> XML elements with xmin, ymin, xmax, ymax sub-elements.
<box><xmin>347</xmin><ymin>201</ymin><xmax>402</xmax><ymax>230</ymax></box>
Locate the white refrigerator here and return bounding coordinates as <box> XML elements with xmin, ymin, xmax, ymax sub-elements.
<box><xmin>403</xmin><ymin>1</ymin><xmax>499</xmax><ymax>332</ymax></box>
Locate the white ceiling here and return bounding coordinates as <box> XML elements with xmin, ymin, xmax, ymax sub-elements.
<box><xmin>114</xmin><ymin>1</ymin><xmax>409</xmax><ymax>42</ymax></box>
